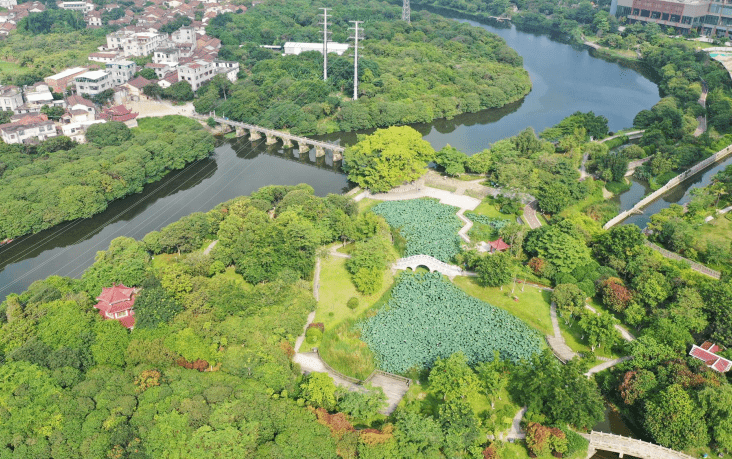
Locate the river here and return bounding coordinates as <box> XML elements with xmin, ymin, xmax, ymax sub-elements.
<box><xmin>0</xmin><ymin>18</ymin><xmax>661</xmax><ymax>308</ymax></box>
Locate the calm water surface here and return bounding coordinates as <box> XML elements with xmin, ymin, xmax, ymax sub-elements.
<box><xmin>0</xmin><ymin>16</ymin><xmax>662</xmax><ymax>304</ymax></box>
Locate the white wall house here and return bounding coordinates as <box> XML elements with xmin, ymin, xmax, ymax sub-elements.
<box><xmin>106</xmin><ymin>30</ymin><xmax>168</xmax><ymax>57</ymax></box>
<box><xmin>61</xmin><ymin>119</ymin><xmax>105</xmax><ymax>143</ymax></box>
<box><xmin>283</xmin><ymin>42</ymin><xmax>349</xmax><ymax>56</ymax></box>
<box><xmin>0</xmin><ymin>86</ymin><xmax>23</xmax><ymax>112</ymax></box>
<box><xmin>74</xmin><ymin>70</ymin><xmax>113</xmax><ymax>96</ymax></box>
<box><xmin>0</xmin><ymin>0</ymin><xmax>17</xmax><ymax>8</ymax></box>
<box><xmin>106</xmin><ymin>60</ymin><xmax>137</xmax><ymax>85</ymax></box>
<box><xmin>177</xmin><ymin>60</ymin><xmax>215</xmax><ymax>91</ymax></box>
<box><xmin>0</xmin><ymin>120</ymin><xmax>57</xmax><ymax>144</ymax></box>
<box><xmin>58</xmin><ymin>1</ymin><xmax>94</xmax><ymax>12</ymax></box>
<box><xmin>153</xmin><ymin>47</ymin><xmax>181</xmax><ymax>65</ymax></box>
<box><xmin>214</xmin><ymin>60</ymin><xmax>239</xmax><ymax>83</ymax></box>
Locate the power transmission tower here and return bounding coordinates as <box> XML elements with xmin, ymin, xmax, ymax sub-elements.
<box><xmin>319</xmin><ymin>8</ymin><xmax>331</xmax><ymax>81</ymax></box>
<box><xmin>402</xmin><ymin>0</ymin><xmax>410</xmax><ymax>24</ymax></box>
<box><xmin>348</xmin><ymin>20</ymin><xmax>363</xmax><ymax>100</ymax></box>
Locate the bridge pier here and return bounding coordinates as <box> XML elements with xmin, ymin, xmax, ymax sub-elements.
<box><xmin>265</xmin><ymin>134</ymin><xmax>278</xmax><ymax>145</ymax></box>
<box><xmin>281</xmin><ymin>137</ymin><xmax>293</xmax><ymax>148</ymax></box>
<box><xmin>332</xmin><ymin>150</ymin><xmax>343</xmax><ymax>161</ymax></box>
<box><xmin>235</xmin><ymin>127</ymin><xmax>246</xmax><ymax>137</ymax></box>
<box><xmin>315</xmin><ymin>146</ymin><xmax>325</xmax><ymax>157</ymax></box>
<box><xmin>585</xmin><ymin>447</ymin><xmax>596</xmax><ymax>459</ymax></box>
<box><xmin>298</xmin><ymin>142</ymin><xmax>310</xmax><ymax>154</ymax></box>
<box><xmin>249</xmin><ymin>130</ymin><xmax>262</xmax><ymax>141</ymax></box>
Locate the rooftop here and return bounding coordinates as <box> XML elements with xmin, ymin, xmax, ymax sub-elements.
<box><xmin>47</xmin><ymin>67</ymin><xmax>88</xmax><ymax>80</ymax></box>
<box><xmin>76</xmin><ymin>70</ymin><xmax>110</xmax><ymax>80</ymax></box>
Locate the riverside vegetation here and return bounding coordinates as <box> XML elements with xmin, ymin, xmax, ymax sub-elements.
<box><xmin>0</xmin><ymin>116</ymin><xmax>215</xmax><ymax>240</ymax></box>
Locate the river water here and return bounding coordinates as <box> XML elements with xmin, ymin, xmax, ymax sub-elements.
<box><xmin>0</xmin><ymin>19</ymin><xmax>662</xmax><ymax>307</ymax></box>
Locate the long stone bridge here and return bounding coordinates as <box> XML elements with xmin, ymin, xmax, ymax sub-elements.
<box><xmin>582</xmin><ymin>431</ymin><xmax>694</xmax><ymax>459</ymax></box>
<box><xmin>195</xmin><ymin>114</ymin><xmax>346</xmax><ymax>160</ymax></box>
<box><xmin>393</xmin><ymin>255</ymin><xmax>465</xmax><ymax>277</ymax></box>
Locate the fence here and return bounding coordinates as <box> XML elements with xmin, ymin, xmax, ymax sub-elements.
<box><xmin>604</xmin><ymin>144</ymin><xmax>732</xmax><ymax>229</ymax></box>
<box><xmin>645</xmin><ymin>241</ymin><xmax>721</xmax><ymax>279</ymax></box>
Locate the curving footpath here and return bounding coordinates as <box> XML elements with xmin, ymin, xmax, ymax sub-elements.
<box><xmin>522</xmin><ymin>200</ymin><xmax>542</xmax><ymax>229</ymax></box>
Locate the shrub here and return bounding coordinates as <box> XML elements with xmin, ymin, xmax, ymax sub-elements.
<box><xmin>306</xmin><ymin>327</ymin><xmax>323</xmax><ymax>344</ymax></box>
<box><xmin>347</xmin><ymin>297</ymin><xmax>359</xmax><ymax>310</ymax></box>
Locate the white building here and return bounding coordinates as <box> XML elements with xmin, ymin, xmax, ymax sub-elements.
<box><xmin>171</xmin><ymin>26</ymin><xmax>196</xmax><ymax>46</ymax></box>
<box><xmin>178</xmin><ymin>59</ymin><xmax>239</xmax><ymax>91</ymax></box>
<box><xmin>61</xmin><ymin>119</ymin><xmax>105</xmax><ymax>143</ymax></box>
<box><xmin>214</xmin><ymin>60</ymin><xmax>239</xmax><ymax>83</ymax></box>
<box><xmin>74</xmin><ymin>70</ymin><xmax>113</xmax><ymax>96</ymax></box>
<box><xmin>106</xmin><ymin>60</ymin><xmax>137</xmax><ymax>85</ymax></box>
<box><xmin>153</xmin><ymin>47</ymin><xmax>181</xmax><ymax>65</ymax></box>
<box><xmin>24</xmin><ymin>83</ymin><xmax>55</xmax><ymax>107</ymax></box>
<box><xmin>283</xmin><ymin>42</ymin><xmax>349</xmax><ymax>56</ymax></box>
<box><xmin>0</xmin><ymin>86</ymin><xmax>23</xmax><ymax>112</ymax></box>
<box><xmin>0</xmin><ymin>118</ymin><xmax>58</xmax><ymax>144</ymax></box>
<box><xmin>0</xmin><ymin>0</ymin><xmax>17</xmax><ymax>8</ymax></box>
<box><xmin>88</xmin><ymin>52</ymin><xmax>121</xmax><ymax>63</ymax></box>
<box><xmin>106</xmin><ymin>30</ymin><xmax>168</xmax><ymax>57</ymax></box>
<box><xmin>58</xmin><ymin>1</ymin><xmax>94</xmax><ymax>12</ymax></box>
<box><xmin>145</xmin><ymin>62</ymin><xmax>172</xmax><ymax>79</ymax></box>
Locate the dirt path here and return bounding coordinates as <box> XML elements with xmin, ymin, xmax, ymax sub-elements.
<box><xmin>546</xmin><ymin>302</ymin><xmax>578</xmax><ymax>362</ymax></box>
<box><xmin>125</xmin><ymin>99</ymin><xmax>195</xmax><ymax>119</ymax></box>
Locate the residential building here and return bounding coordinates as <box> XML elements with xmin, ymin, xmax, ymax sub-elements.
<box><xmin>0</xmin><ymin>114</ymin><xmax>58</xmax><ymax>144</ymax></box>
<box><xmin>89</xmin><ymin>51</ymin><xmax>122</xmax><ymax>63</ymax></box>
<box><xmin>214</xmin><ymin>59</ymin><xmax>239</xmax><ymax>83</ymax></box>
<box><xmin>86</xmin><ymin>11</ymin><xmax>103</xmax><ymax>27</ymax></box>
<box><xmin>145</xmin><ymin>62</ymin><xmax>173</xmax><ymax>78</ymax></box>
<box><xmin>66</xmin><ymin>94</ymin><xmax>96</xmax><ymax>118</ymax></box>
<box><xmin>61</xmin><ymin>119</ymin><xmax>106</xmax><ymax>143</ymax></box>
<box><xmin>177</xmin><ymin>59</ymin><xmax>215</xmax><ymax>90</ymax></box>
<box><xmin>74</xmin><ymin>70</ymin><xmax>114</xmax><ymax>96</ymax></box>
<box><xmin>0</xmin><ymin>85</ymin><xmax>24</xmax><ymax>112</ymax></box>
<box><xmin>125</xmin><ymin>75</ymin><xmax>152</xmax><ymax>100</ymax></box>
<box><xmin>689</xmin><ymin>342</ymin><xmax>732</xmax><ymax>372</ymax></box>
<box><xmin>24</xmin><ymin>82</ymin><xmax>55</xmax><ymax>107</ymax></box>
<box><xmin>44</xmin><ymin>67</ymin><xmax>88</xmax><ymax>93</ymax></box>
<box><xmin>613</xmin><ymin>0</ymin><xmax>732</xmax><ymax>36</ymax></box>
<box><xmin>153</xmin><ymin>46</ymin><xmax>181</xmax><ymax>65</ymax></box>
<box><xmin>106</xmin><ymin>29</ymin><xmax>168</xmax><ymax>56</ymax></box>
<box><xmin>106</xmin><ymin>60</ymin><xmax>137</xmax><ymax>85</ymax></box>
<box><xmin>93</xmin><ymin>284</ymin><xmax>137</xmax><ymax>329</ymax></box>
<box><xmin>58</xmin><ymin>1</ymin><xmax>94</xmax><ymax>12</ymax></box>
<box><xmin>283</xmin><ymin>42</ymin><xmax>349</xmax><ymax>56</ymax></box>
<box><xmin>171</xmin><ymin>25</ymin><xmax>195</xmax><ymax>46</ymax></box>
<box><xmin>158</xmin><ymin>70</ymin><xmax>179</xmax><ymax>89</ymax></box>
<box><xmin>0</xmin><ymin>0</ymin><xmax>17</xmax><ymax>8</ymax></box>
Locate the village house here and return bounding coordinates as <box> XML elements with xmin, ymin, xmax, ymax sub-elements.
<box><xmin>66</xmin><ymin>94</ymin><xmax>97</xmax><ymax>118</ymax></box>
<box><xmin>157</xmin><ymin>70</ymin><xmax>179</xmax><ymax>89</ymax></box>
<box><xmin>74</xmin><ymin>70</ymin><xmax>114</xmax><ymax>97</ymax></box>
<box><xmin>689</xmin><ymin>342</ymin><xmax>732</xmax><ymax>372</ymax></box>
<box><xmin>58</xmin><ymin>1</ymin><xmax>94</xmax><ymax>12</ymax></box>
<box><xmin>0</xmin><ymin>114</ymin><xmax>58</xmax><ymax>144</ymax></box>
<box><xmin>44</xmin><ymin>67</ymin><xmax>89</xmax><ymax>94</ymax></box>
<box><xmin>106</xmin><ymin>29</ymin><xmax>168</xmax><ymax>56</ymax></box>
<box><xmin>106</xmin><ymin>60</ymin><xmax>137</xmax><ymax>85</ymax></box>
<box><xmin>23</xmin><ymin>82</ymin><xmax>56</xmax><ymax>108</ymax></box>
<box><xmin>0</xmin><ymin>85</ymin><xmax>24</xmax><ymax>112</ymax></box>
<box><xmin>153</xmin><ymin>46</ymin><xmax>181</xmax><ymax>65</ymax></box>
<box><xmin>0</xmin><ymin>22</ymin><xmax>16</xmax><ymax>37</ymax></box>
<box><xmin>88</xmin><ymin>51</ymin><xmax>122</xmax><ymax>64</ymax></box>
<box><xmin>85</xmin><ymin>10</ymin><xmax>102</xmax><ymax>27</ymax></box>
<box><xmin>0</xmin><ymin>0</ymin><xmax>17</xmax><ymax>8</ymax></box>
<box><xmin>61</xmin><ymin>119</ymin><xmax>106</xmax><ymax>143</ymax></box>
<box><xmin>93</xmin><ymin>283</ymin><xmax>137</xmax><ymax>329</ymax></box>
<box><xmin>124</xmin><ymin>75</ymin><xmax>152</xmax><ymax>100</ymax></box>
<box><xmin>145</xmin><ymin>62</ymin><xmax>173</xmax><ymax>79</ymax></box>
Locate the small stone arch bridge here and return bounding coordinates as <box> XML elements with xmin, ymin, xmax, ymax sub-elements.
<box><xmin>393</xmin><ymin>255</ymin><xmax>465</xmax><ymax>278</ymax></box>
<box><xmin>195</xmin><ymin>114</ymin><xmax>345</xmax><ymax>160</ymax></box>
<box><xmin>582</xmin><ymin>431</ymin><xmax>694</xmax><ymax>459</ymax></box>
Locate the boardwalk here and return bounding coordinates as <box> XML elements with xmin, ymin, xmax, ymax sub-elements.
<box><xmin>584</xmin><ymin>431</ymin><xmax>695</xmax><ymax>459</ymax></box>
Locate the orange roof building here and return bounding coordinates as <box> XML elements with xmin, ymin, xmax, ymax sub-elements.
<box><xmin>94</xmin><ymin>284</ymin><xmax>137</xmax><ymax>329</ymax></box>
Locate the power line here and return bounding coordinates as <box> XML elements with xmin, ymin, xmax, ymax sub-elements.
<box><xmin>319</xmin><ymin>7</ymin><xmax>331</xmax><ymax>81</ymax></box>
<box><xmin>348</xmin><ymin>21</ymin><xmax>363</xmax><ymax>101</ymax></box>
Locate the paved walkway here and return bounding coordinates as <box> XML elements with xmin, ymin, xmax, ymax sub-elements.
<box><xmin>523</xmin><ymin>200</ymin><xmax>542</xmax><ymax>229</ymax></box>
<box><xmin>504</xmin><ymin>406</ymin><xmax>527</xmax><ymax>440</ymax></box>
<box><xmin>456</xmin><ymin>209</ymin><xmax>472</xmax><ymax>243</ymax></box>
<box><xmin>547</xmin><ymin>302</ymin><xmax>578</xmax><ymax>362</ymax></box>
<box><xmin>585</xmin><ymin>356</ymin><xmax>632</xmax><ymax>377</ymax></box>
<box><xmin>645</xmin><ymin>241</ymin><xmax>720</xmax><ymax>279</ymax></box>
<box><xmin>355</xmin><ymin>184</ymin><xmax>481</xmax><ymax>210</ymax></box>
<box><xmin>203</xmin><ymin>240</ymin><xmax>217</xmax><ymax>255</ymax></box>
<box><xmin>329</xmin><ymin>246</ymin><xmax>352</xmax><ymax>259</ymax></box>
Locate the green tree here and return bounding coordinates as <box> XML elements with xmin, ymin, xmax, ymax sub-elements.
<box><xmin>338</xmin><ymin>385</ymin><xmax>387</xmax><ymax>421</ymax></box>
<box><xmin>552</xmin><ymin>283</ymin><xmax>585</xmax><ymax>324</ymax></box>
<box><xmin>91</xmin><ymin>319</ymin><xmax>129</xmax><ymax>367</ymax></box>
<box><xmin>428</xmin><ymin>352</ymin><xmax>481</xmax><ymax>401</ymax></box>
<box><xmin>645</xmin><ymin>384</ymin><xmax>708</xmax><ymax>450</ymax></box>
<box><xmin>434</xmin><ymin>144</ymin><xmax>468</xmax><ymax>176</ymax></box>
<box><xmin>537</xmin><ymin>182</ymin><xmax>572</xmax><ymax>214</ymax></box>
<box><xmin>133</xmin><ymin>286</ymin><xmax>182</xmax><ymax>329</ymax></box>
<box><xmin>342</xmin><ymin>126</ymin><xmax>435</xmax><ymax>192</ymax></box>
<box><xmin>476</xmin><ymin>251</ymin><xmax>514</xmax><ymax>287</ymax></box>
<box><xmin>300</xmin><ymin>372</ymin><xmax>338</xmax><ymax>411</ymax></box>
<box><xmin>578</xmin><ymin>311</ymin><xmax>618</xmax><ymax>351</ymax></box>
<box><xmin>85</xmin><ymin>121</ymin><xmax>132</xmax><ymax>147</ymax></box>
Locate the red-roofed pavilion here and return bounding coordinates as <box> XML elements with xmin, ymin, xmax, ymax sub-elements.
<box><xmin>94</xmin><ymin>284</ymin><xmax>137</xmax><ymax>329</ymax></box>
<box><xmin>488</xmin><ymin>238</ymin><xmax>511</xmax><ymax>253</ymax></box>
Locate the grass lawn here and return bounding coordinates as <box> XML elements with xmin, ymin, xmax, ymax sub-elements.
<box><xmin>472</xmin><ymin>200</ymin><xmax>505</xmax><ymax>219</ymax></box>
<box><xmin>151</xmin><ymin>253</ymin><xmax>177</xmax><ymax>270</ymax></box>
<box><xmin>499</xmin><ymin>440</ymin><xmax>587</xmax><ymax>459</ymax></box>
<box><xmin>304</xmin><ymin>256</ymin><xmax>395</xmax><ymax>379</ymax></box>
<box><xmin>455</xmin><ymin>173</ymin><xmax>485</xmax><ymax>181</ymax></box>
<box><xmin>452</xmin><ymin>277</ymin><xmax>553</xmax><ymax>336</ymax></box>
<box><xmin>0</xmin><ymin>60</ymin><xmax>23</xmax><ymax>78</ymax></box>
<box><xmin>426</xmin><ymin>183</ymin><xmax>458</xmax><ymax>192</ymax></box>
<box><xmin>557</xmin><ymin>318</ymin><xmax>619</xmax><ymax>360</ymax></box>
<box><xmin>356</xmin><ymin>197</ymin><xmax>380</xmax><ymax>214</ymax></box>
<box><xmin>696</xmin><ymin>215</ymin><xmax>732</xmax><ymax>269</ymax></box>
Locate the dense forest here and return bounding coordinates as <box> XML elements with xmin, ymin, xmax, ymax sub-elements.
<box><xmin>200</xmin><ymin>0</ymin><xmax>531</xmax><ymax>134</ymax></box>
<box><xmin>0</xmin><ymin>116</ymin><xmax>214</xmax><ymax>240</ymax></box>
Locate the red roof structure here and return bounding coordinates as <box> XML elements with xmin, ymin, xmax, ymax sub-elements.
<box><xmin>100</xmin><ymin>105</ymin><xmax>139</xmax><ymax>122</ymax></box>
<box><xmin>488</xmin><ymin>238</ymin><xmax>511</xmax><ymax>253</ymax></box>
<box><xmin>127</xmin><ymin>76</ymin><xmax>152</xmax><ymax>89</ymax></box>
<box><xmin>690</xmin><ymin>343</ymin><xmax>732</xmax><ymax>372</ymax></box>
<box><xmin>94</xmin><ymin>284</ymin><xmax>137</xmax><ymax>329</ymax></box>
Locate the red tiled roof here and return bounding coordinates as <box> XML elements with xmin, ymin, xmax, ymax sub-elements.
<box><xmin>67</xmin><ymin>95</ymin><xmax>95</xmax><ymax>108</ymax></box>
<box><xmin>690</xmin><ymin>344</ymin><xmax>732</xmax><ymax>372</ymax></box>
<box><xmin>702</xmin><ymin>341</ymin><xmax>721</xmax><ymax>353</ymax></box>
<box><xmin>95</xmin><ymin>284</ymin><xmax>135</xmax><ymax>315</ymax></box>
<box><xmin>489</xmin><ymin>238</ymin><xmax>511</xmax><ymax>251</ymax></box>
<box><xmin>118</xmin><ymin>313</ymin><xmax>136</xmax><ymax>329</ymax></box>
<box><xmin>127</xmin><ymin>76</ymin><xmax>152</xmax><ymax>89</ymax></box>
<box><xmin>100</xmin><ymin>105</ymin><xmax>139</xmax><ymax>122</ymax></box>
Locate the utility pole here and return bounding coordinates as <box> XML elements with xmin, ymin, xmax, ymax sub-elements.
<box><xmin>348</xmin><ymin>20</ymin><xmax>363</xmax><ymax>100</ymax></box>
<box><xmin>402</xmin><ymin>0</ymin><xmax>410</xmax><ymax>24</ymax></box>
<box><xmin>319</xmin><ymin>8</ymin><xmax>330</xmax><ymax>81</ymax></box>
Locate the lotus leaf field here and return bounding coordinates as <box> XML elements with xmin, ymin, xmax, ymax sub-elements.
<box><xmin>371</xmin><ymin>199</ymin><xmax>463</xmax><ymax>262</ymax></box>
<box><xmin>360</xmin><ymin>272</ymin><xmax>544</xmax><ymax>373</ymax></box>
<box><xmin>465</xmin><ymin>212</ymin><xmax>511</xmax><ymax>231</ymax></box>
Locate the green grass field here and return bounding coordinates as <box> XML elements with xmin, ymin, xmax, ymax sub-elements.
<box><xmin>0</xmin><ymin>60</ymin><xmax>23</xmax><ymax>78</ymax></box>
<box><xmin>452</xmin><ymin>277</ymin><xmax>553</xmax><ymax>336</ymax></box>
<box><xmin>473</xmin><ymin>200</ymin><xmax>505</xmax><ymax>219</ymax></box>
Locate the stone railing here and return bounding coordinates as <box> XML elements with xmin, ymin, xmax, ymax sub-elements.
<box><xmin>588</xmin><ymin>431</ymin><xmax>695</xmax><ymax>459</ymax></box>
<box><xmin>393</xmin><ymin>255</ymin><xmax>464</xmax><ymax>277</ymax></box>
<box><xmin>645</xmin><ymin>241</ymin><xmax>720</xmax><ymax>279</ymax></box>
